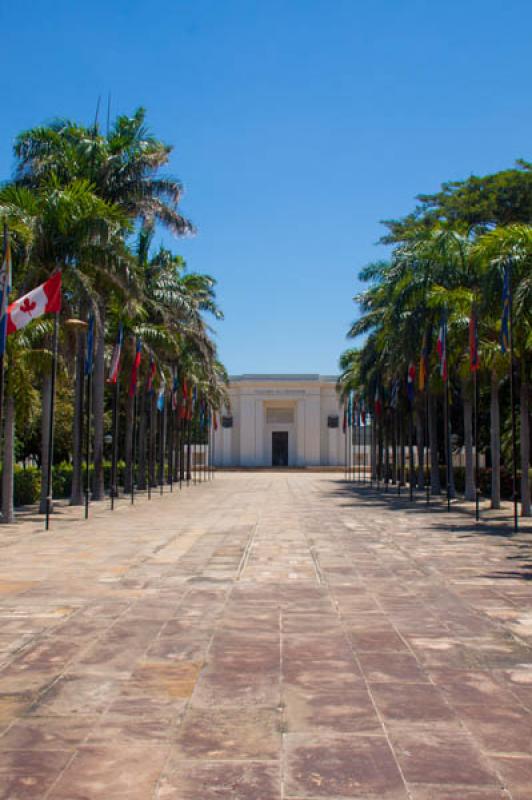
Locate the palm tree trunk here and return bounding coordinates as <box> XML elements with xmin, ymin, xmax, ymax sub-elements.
<box><xmin>520</xmin><ymin>378</ymin><xmax>530</xmax><ymax>517</ymax></box>
<box><xmin>1</xmin><ymin>394</ymin><xmax>15</xmax><ymax>523</ymax></box>
<box><xmin>92</xmin><ymin>307</ymin><xmax>105</xmax><ymax>501</ymax></box>
<box><xmin>490</xmin><ymin>370</ymin><xmax>501</xmax><ymax>510</ymax></box>
<box><xmin>70</xmin><ymin>332</ymin><xmax>85</xmax><ymax>505</ymax></box>
<box><xmin>39</xmin><ymin>371</ymin><xmax>52</xmax><ymax>514</ymax></box>
<box><xmin>124</xmin><ymin>392</ymin><xmax>134</xmax><ymax>493</ymax></box>
<box><xmin>463</xmin><ymin>381</ymin><xmax>475</xmax><ymax>502</ymax></box>
<box><xmin>429</xmin><ymin>392</ymin><xmax>441</xmax><ymax>494</ymax></box>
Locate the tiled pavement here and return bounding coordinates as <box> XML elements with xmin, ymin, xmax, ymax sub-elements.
<box><xmin>0</xmin><ymin>472</ymin><xmax>531</xmax><ymax>799</ymax></box>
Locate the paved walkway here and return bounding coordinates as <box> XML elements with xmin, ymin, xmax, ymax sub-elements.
<box><xmin>0</xmin><ymin>473</ymin><xmax>531</xmax><ymax>799</ymax></box>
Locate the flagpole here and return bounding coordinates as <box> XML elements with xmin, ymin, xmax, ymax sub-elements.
<box><xmin>168</xmin><ymin>394</ymin><xmax>174</xmax><ymax>492</ymax></box>
<box><xmin>45</xmin><ymin>312</ymin><xmax>59</xmax><ymax>530</ymax></box>
<box><xmin>84</xmin><ymin>327</ymin><xmax>92</xmax><ymax>521</ymax></box>
<box><xmin>444</xmin><ymin>382</ymin><xmax>451</xmax><ymax>513</ymax></box>
<box><xmin>425</xmin><ymin>383</ymin><xmax>430</xmax><ymax>504</ymax></box>
<box><xmin>110</xmin><ymin>379</ymin><xmax>119</xmax><ymax>511</ymax></box>
<box><xmin>474</xmin><ymin>369</ymin><xmax>480</xmax><ymax>522</ymax></box>
<box><xmin>508</xmin><ymin>262</ymin><xmax>519</xmax><ymax>532</ymax></box>
<box><xmin>409</xmin><ymin>401</ymin><xmax>414</xmax><ymax>502</ymax></box>
<box><xmin>158</xmin><ymin>395</ymin><xmax>164</xmax><ymax>495</ymax></box>
<box><xmin>148</xmin><ymin>392</ymin><xmax>152</xmax><ymax>500</ymax></box>
<box><xmin>0</xmin><ymin>222</ymin><xmax>10</xmax><ymax>445</ymax></box>
<box><xmin>131</xmin><ymin>391</ymin><xmax>137</xmax><ymax>505</ymax></box>
<box><xmin>186</xmin><ymin>417</ymin><xmax>192</xmax><ymax>485</ymax></box>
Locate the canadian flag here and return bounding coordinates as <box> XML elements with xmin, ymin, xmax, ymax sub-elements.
<box><xmin>7</xmin><ymin>272</ymin><xmax>61</xmax><ymax>335</ymax></box>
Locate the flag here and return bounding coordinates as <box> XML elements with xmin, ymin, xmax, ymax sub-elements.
<box><xmin>85</xmin><ymin>315</ymin><xmax>94</xmax><ymax>377</ymax></box>
<box><xmin>129</xmin><ymin>337</ymin><xmax>142</xmax><ymax>397</ymax></box>
<box><xmin>374</xmin><ymin>386</ymin><xmax>382</xmax><ymax>417</ymax></box>
<box><xmin>0</xmin><ymin>228</ymin><xmax>12</xmax><ymax>356</ymax></box>
<box><xmin>347</xmin><ymin>392</ymin><xmax>353</xmax><ymax>428</ymax></box>
<box><xmin>213</xmin><ymin>411</ymin><xmax>218</xmax><ymax>431</ymax></box>
<box><xmin>342</xmin><ymin>402</ymin><xmax>347</xmax><ymax>433</ymax></box>
<box><xmin>7</xmin><ymin>272</ymin><xmax>61</xmax><ymax>335</ymax></box>
<box><xmin>407</xmin><ymin>362</ymin><xmax>416</xmax><ymax>403</ymax></box>
<box><xmin>501</xmin><ymin>265</ymin><xmax>510</xmax><ymax>354</ymax></box>
<box><xmin>436</xmin><ymin>313</ymin><xmax>448</xmax><ymax>382</ymax></box>
<box><xmin>179</xmin><ymin>379</ymin><xmax>188</xmax><ymax>419</ymax></box>
<box><xmin>390</xmin><ymin>379</ymin><xmax>400</xmax><ymax>409</ymax></box>
<box><xmin>108</xmin><ymin>323</ymin><xmax>123</xmax><ymax>384</ymax></box>
<box><xmin>469</xmin><ymin>310</ymin><xmax>479</xmax><ymax>372</ymax></box>
<box><xmin>157</xmin><ymin>375</ymin><xmax>166</xmax><ymax>411</ymax></box>
<box><xmin>146</xmin><ymin>357</ymin><xmax>156</xmax><ymax>394</ymax></box>
<box><xmin>360</xmin><ymin>397</ymin><xmax>366</xmax><ymax>425</ymax></box>
<box><xmin>419</xmin><ymin>331</ymin><xmax>428</xmax><ymax>391</ymax></box>
<box><xmin>171</xmin><ymin>376</ymin><xmax>179</xmax><ymax>411</ymax></box>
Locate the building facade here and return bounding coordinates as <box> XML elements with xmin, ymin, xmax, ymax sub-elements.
<box><xmin>212</xmin><ymin>374</ymin><xmax>344</xmax><ymax>468</ymax></box>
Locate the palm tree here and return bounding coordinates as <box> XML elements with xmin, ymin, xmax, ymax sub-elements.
<box><xmin>13</xmin><ymin>108</ymin><xmax>195</xmax><ymax>501</ymax></box>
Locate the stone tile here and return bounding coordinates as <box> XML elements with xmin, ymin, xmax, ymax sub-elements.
<box><xmin>458</xmin><ymin>702</ymin><xmax>532</xmax><ymax>754</ymax></box>
<box><xmin>0</xmin><ymin>749</ymin><xmax>72</xmax><ymax>799</ymax></box>
<box><xmin>172</xmin><ymin>705</ymin><xmax>281</xmax><ymax>759</ymax></box>
<box><xmin>389</xmin><ymin>723</ymin><xmax>500</xmax><ymax>787</ymax></box>
<box><xmin>157</xmin><ymin>760</ymin><xmax>280</xmax><ymax>800</ymax></box>
<box><xmin>48</xmin><ymin>744</ymin><xmax>169</xmax><ymax>799</ymax></box>
<box><xmin>284</xmin><ymin>733</ymin><xmax>407</xmax><ymax>798</ymax></box>
<box><xmin>370</xmin><ymin>683</ymin><xmax>456</xmax><ymax>723</ymax></box>
<box><xmin>491</xmin><ymin>755</ymin><xmax>532</xmax><ymax>799</ymax></box>
<box><xmin>358</xmin><ymin>651</ymin><xmax>429</xmax><ymax>683</ymax></box>
<box><xmin>284</xmin><ymin>686</ymin><xmax>382</xmax><ymax>734</ymax></box>
<box><xmin>0</xmin><ymin>716</ymin><xmax>96</xmax><ymax>749</ymax></box>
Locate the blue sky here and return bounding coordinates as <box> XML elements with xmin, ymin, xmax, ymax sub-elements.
<box><xmin>1</xmin><ymin>0</ymin><xmax>531</xmax><ymax>374</ymax></box>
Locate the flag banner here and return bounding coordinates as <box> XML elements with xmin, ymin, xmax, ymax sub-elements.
<box><xmin>171</xmin><ymin>376</ymin><xmax>179</xmax><ymax>411</ymax></box>
<box><xmin>469</xmin><ymin>311</ymin><xmax>480</xmax><ymax>372</ymax></box>
<box><xmin>213</xmin><ymin>411</ymin><xmax>218</xmax><ymax>431</ymax></box>
<box><xmin>436</xmin><ymin>314</ymin><xmax>448</xmax><ymax>381</ymax></box>
<box><xmin>7</xmin><ymin>272</ymin><xmax>61</xmax><ymax>336</ymax></box>
<box><xmin>390</xmin><ymin>379</ymin><xmax>400</xmax><ymax>409</ymax></box>
<box><xmin>179</xmin><ymin>379</ymin><xmax>188</xmax><ymax>419</ymax></box>
<box><xmin>146</xmin><ymin>357</ymin><xmax>156</xmax><ymax>394</ymax></box>
<box><xmin>128</xmin><ymin>337</ymin><xmax>142</xmax><ymax>397</ymax></box>
<box><xmin>108</xmin><ymin>323</ymin><xmax>123</xmax><ymax>384</ymax></box>
<box><xmin>407</xmin><ymin>362</ymin><xmax>416</xmax><ymax>403</ymax></box>
<box><xmin>187</xmin><ymin>384</ymin><xmax>194</xmax><ymax>420</ymax></box>
<box><xmin>342</xmin><ymin>403</ymin><xmax>347</xmax><ymax>433</ymax></box>
<box><xmin>501</xmin><ymin>265</ymin><xmax>510</xmax><ymax>354</ymax></box>
<box><xmin>157</xmin><ymin>376</ymin><xmax>166</xmax><ymax>411</ymax></box>
<box><xmin>419</xmin><ymin>331</ymin><xmax>428</xmax><ymax>391</ymax></box>
<box><xmin>85</xmin><ymin>315</ymin><xmax>94</xmax><ymax>377</ymax></box>
<box><xmin>0</xmin><ymin>229</ymin><xmax>12</xmax><ymax>356</ymax></box>
<box><xmin>374</xmin><ymin>387</ymin><xmax>382</xmax><ymax>417</ymax></box>
<box><xmin>360</xmin><ymin>397</ymin><xmax>366</xmax><ymax>425</ymax></box>
<box><xmin>347</xmin><ymin>393</ymin><xmax>353</xmax><ymax>428</ymax></box>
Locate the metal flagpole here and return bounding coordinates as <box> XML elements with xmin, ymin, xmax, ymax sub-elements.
<box><xmin>45</xmin><ymin>312</ymin><xmax>59</xmax><ymax>530</ymax></box>
<box><xmin>159</xmin><ymin>395</ymin><xmax>164</xmax><ymax>495</ymax></box>
<box><xmin>186</xmin><ymin>417</ymin><xmax>192</xmax><ymax>485</ymax></box>
<box><xmin>474</xmin><ymin>368</ymin><xmax>480</xmax><ymax>522</ymax></box>
<box><xmin>84</xmin><ymin>317</ymin><xmax>94</xmax><ymax>520</ymax></box>
<box><xmin>0</xmin><ymin>222</ymin><xmax>12</xmax><ymax>444</ymax></box>
<box><xmin>168</xmin><ymin>393</ymin><xmax>174</xmax><ymax>492</ymax></box>
<box><xmin>110</xmin><ymin>379</ymin><xmax>119</xmax><ymax>510</ymax></box>
<box><xmin>148</xmin><ymin>392</ymin><xmax>153</xmax><ymax>500</ymax></box>
<box><xmin>507</xmin><ymin>262</ymin><xmax>519</xmax><ymax>531</ymax></box>
<box><xmin>363</xmin><ymin>414</ymin><xmax>366</xmax><ymax>484</ymax></box>
<box><xmin>409</xmin><ymin>403</ymin><xmax>414</xmax><ymax>502</ymax></box>
<box><xmin>444</xmin><ymin>383</ymin><xmax>451</xmax><ymax>513</ymax></box>
<box><xmin>425</xmin><ymin>383</ymin><xmax>430</xmax><ymax>504</ymax></box>
<box><xmin>131</xmin><ymin>392</ymin><xmax>137</xmax><ymax>505</ymax></box>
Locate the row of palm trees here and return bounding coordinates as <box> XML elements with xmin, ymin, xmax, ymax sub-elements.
<box><xmin>0</xmin><ymin>108</ymin><xmax>227</xmax><ymax>523</ymax></box>
<box><xmin>339</xmin><ymin>221</ymin><xmax>531</xmax><ymax>518</ymax></box>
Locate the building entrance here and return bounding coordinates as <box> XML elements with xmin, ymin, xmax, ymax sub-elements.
<box><xmin>272</xmin><ymin>431</ymin><xmax>289</xmax><ymax>467</ymax></box>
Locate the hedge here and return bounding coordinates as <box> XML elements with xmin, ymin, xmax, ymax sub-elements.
<box><xmin>11</xmin><ymin>461</ymin><xmax>127</xmax><ymax>507</ymax></box>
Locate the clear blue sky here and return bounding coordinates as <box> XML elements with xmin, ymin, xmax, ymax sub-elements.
<box><xmin>1</xmin><ymin>1</ymin><xmax>531</xmax><ymax>374</ymax></box>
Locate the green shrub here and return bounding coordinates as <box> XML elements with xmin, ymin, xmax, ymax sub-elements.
<box><xmin>13</xmin><ymin>467</ymin><xmax>40</xmax><ymax>506</ymax></box>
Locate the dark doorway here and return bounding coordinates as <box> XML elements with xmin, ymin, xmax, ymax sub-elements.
<box><xmin>272</xmin><ymin>431</ymin><xmax>289</xmax><ymax>467</ymax></box>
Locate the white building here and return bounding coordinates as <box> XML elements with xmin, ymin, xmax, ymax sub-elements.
<box><xmin>212</xmin><ymin>374</ymin><xmax>345</xmax><ymax>468</ymax></box>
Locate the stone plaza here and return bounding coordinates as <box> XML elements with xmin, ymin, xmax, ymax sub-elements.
<box><xmin>0</xmin><ymin>473</ymin><xmax>531</xmax><ymax>798</ymax></box>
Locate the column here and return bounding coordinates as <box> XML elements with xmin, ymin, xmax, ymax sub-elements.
<box><xmin>296</xmin><ymin>399</ymin><xmax>306</xmax><ymax>466</ymax></box>
<box><xmin>304</xmin><ymin>392</ymin><xmax>321</xmax><ymax>466</ymax></box>
<box><xmin>240</xmin><ymin>395</ymin><xmax>256</xmax><ymax>466</ymax></box>
<box><xmin>255</xmin><ymin>399</ymin><xmax>265</xmax><ymax>465</ymax></box>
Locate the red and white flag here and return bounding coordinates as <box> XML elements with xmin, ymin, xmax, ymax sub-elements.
<box><xmin>7</xmin><ymin>272</ymin><xmax>61</xmax><ymax>335</ymax></box>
